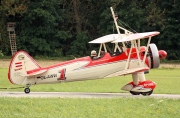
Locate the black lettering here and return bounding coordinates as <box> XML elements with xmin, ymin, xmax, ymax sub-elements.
<box><xmin>37</xmin><ymin>74</ymin><xmax>57</xmax><ymax>80</ymax></box>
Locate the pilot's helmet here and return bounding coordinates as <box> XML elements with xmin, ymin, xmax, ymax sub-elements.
<box><xmin>91</xmin><ymin>50</ymin><xmax>97</xmax><ymax>56</ymax></box>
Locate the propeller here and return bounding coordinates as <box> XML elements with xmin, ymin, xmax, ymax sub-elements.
<box><xmin>148</xmin><ymin>44</ymin><xmax>167</xmax><ymax>68</ymax></box>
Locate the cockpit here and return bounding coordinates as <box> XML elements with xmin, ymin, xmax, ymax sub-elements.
<box><xmin>89</xmin><ymin>34</ymin><xmax>127</xmax><ymax>60</ymax></box>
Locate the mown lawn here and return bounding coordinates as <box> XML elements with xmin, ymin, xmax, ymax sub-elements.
<box><xmin>0</xmin><ymin>97</ymin><xmax>179</xmax><ymax>118</ymax></box>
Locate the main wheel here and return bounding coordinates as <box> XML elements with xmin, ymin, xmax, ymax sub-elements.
<box><xmin>24</xmin><ymin>88</ymin><xmax>30</xmax><ymax>94</ymax></box>
<box><xmin>141</xmin><ymin>90</ymin><xmax>153</xmax><ymax>96</ymax></box>
<box><xmin>130</xmin><ymin>91</ymin><xmax>140</xmax><ymax>95</ymax></box>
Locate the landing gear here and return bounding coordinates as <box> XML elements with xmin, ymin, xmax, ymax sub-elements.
<box><xmin>24</xmin><ymin>84</ymin><xmax>31</xmax><ymax>94</ymax></box>
<box><xmin>24</xmin><ymin>88</ymin><xmax>30</xmax><ymax>94</ymax></box>
<box><xmin>122</xmin><ymin>71</ymin><xmax>156</xmax><ymax>96</ymax></box>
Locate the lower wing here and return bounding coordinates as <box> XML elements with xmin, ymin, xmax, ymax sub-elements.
<box><xmin>104</xmin><ymin>67</ymin><xmax>149</xmax><ymax>78</ymax></box>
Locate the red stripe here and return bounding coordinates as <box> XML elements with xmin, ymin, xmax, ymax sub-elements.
<box><xmin>15</xmin><ymin>62</ymin><xmax>22</xmax><ymax>65</ymax></box>
<box><xmin>16</xmin><ymin>65</ymin><xmax>22</xmax><ymax>67</ymax></box>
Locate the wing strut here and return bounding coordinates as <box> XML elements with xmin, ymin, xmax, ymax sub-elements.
<box><xmin>143</xmin><ymin>37</ymin><xmax>151</xmax><ymax>63</ymax></box>
<box><xmin>125</xmin><ymin>42</ymin><xmax>133</xmax><ymax>70</ymax></box>
<box><xmin>114</xmin><ymin>43</ymin><xmax>122</xmax><ymax>52</ymax></box>
<box><xmin>98</xmin><ymin>43</ymin><xmax>107</xmax><ymax>57</ymax></box>
<box><xmin>134</xmin><ymin>40</ymin><xmax>141</xmax><ymax>67</ymax></box>
<box><xmin>98</xmin><ymin>43</ymin><xmax>103</xmax><ymax>57</ymax></box>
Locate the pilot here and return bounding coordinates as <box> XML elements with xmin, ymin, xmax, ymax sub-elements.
<box><xmin>91</xmin><ymin>50</ymin><xmax>97</xmax><ymax>60</ymax></box>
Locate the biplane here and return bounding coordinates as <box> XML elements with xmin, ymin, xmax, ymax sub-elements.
<box><xmin>8</xmin><ymin>7</ymin><xmax>167</xmax><ymax>95</ymax></box>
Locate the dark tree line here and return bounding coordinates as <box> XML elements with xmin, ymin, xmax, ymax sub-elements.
<box><xmin>0</xmin><ymin>0</ymin><xmax>179</xmax><ymax>59</ymax></box>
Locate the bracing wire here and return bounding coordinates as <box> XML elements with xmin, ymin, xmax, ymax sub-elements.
<box><xmin>117</xmin><ymin>19</ymin><xmax>138</xmax><ymax>33</ymax></box>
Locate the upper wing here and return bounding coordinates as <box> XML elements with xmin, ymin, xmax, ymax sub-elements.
<box><xmin>89</xmin><ymin>34</ymin><xmax>120</xmax><ymax>43</ymax></box>
<box><xmin>104</xmin><ymin>67</ymin><xmax>149</xmax><ymax>78</ymax></box>
<box><xmin>113</xmin><ymin>31</ymin><xmax>160</xmax><ymax>43</ymax></box>
<box><xmin>89</xmin><ymin>32</ymin><xmax>159</xmax><ymax>44</ymax></box>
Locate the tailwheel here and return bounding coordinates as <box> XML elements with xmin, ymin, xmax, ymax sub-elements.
<box><xmin>130</xmin><ymin>91</ymin><xmax>140</xmax><ymax>95</ymax></box>
<box><xmin>141</xmin><ymin>90</ymin><xmax>153</xmax><ymax>96</ymax></box>
<box><xmin>24</xmin><ymin>88</ymin><xmax>30</xmax><ymax>94</ymax></box>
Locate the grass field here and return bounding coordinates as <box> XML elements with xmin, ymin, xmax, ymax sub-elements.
<box><xmin>0</xmin><ymin>97</ymin><xmax>179</xmax><ymax>118</ymax></box>
<box><xmin>0</xmin><ymin>67</ymin><xmax>180</xmax><ymax>118</ymax></box>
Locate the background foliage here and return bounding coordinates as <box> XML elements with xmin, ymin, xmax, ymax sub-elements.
<box><xmin>0</xmin><ymin>0</ymin><xmax>179</xmax><ymax>59</ymax></box>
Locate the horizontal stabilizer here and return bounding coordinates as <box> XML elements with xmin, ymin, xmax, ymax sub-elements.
<box><xmin>104</xmin><ymin>67</ymin><xmax>149</xmax><ymax>78</ymax></box>
<box><xmin>26</xmin><ymin>69</ymin><xmax>48</xmax><ymax>77</ymax></box>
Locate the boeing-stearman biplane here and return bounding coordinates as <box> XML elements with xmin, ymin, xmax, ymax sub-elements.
<box><xmin>8</xmin><ymin>7</ymin><xmax>167</xmax><ymax>95</ymax></box>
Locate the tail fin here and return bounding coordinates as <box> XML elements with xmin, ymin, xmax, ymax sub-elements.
<box><xmin>8</xmin><ymin>50</ymin><xmax>41</xmax><ymax>85</ymax></box>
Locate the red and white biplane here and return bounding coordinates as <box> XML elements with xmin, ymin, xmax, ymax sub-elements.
<box><xmin>8</xmin><ymin>7</ymin><xmax>167</xmax><ymax>95</ymax></box>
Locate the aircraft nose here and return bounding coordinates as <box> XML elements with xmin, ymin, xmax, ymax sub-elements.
<box><xmin>158</xmin><ymin>50</ymin><xmax>167</xmax><ymax>60</ymax></box>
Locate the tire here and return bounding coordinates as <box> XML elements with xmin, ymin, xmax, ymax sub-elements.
<box><xmin>141</xmin><ymin>90</ymin><xmax>153</xmax><ymax>96</ymax></box>
<box><xmin>24</xmin><ymin>88</ymin><xmax>30</xmax><ymax>94</ymax></box>
<box><xmin>130</xmin><ymin>91</ymin><xmax>140</xmax><ymax>95</ymax></box>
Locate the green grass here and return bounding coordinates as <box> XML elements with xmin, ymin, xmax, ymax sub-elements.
<box><xmin>0</xmin><ymin>97</ymin><xmax>179</xmax><ymax>118</ymax></box>
<box><xmin>0</xmin><ymin>68</ymin><xmax>180</xmax><ymax>94</ymax></box>
<box><xmin>161</xmin><ymin>59</ymin><xmax>180</xmax><ymax>63</ymax></box>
